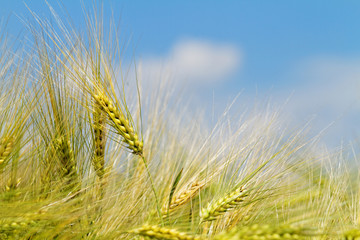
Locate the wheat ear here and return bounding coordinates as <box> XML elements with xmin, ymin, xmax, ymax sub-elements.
<box><xmin>129</xmin><ymin>224</ymin><xmax>202</xmax><ymax>240</ymax></box>
<box><xmin>214</xmin><ymin>224</ymin><xmax>317</xmax><ymax>240</ymax></box>
<box><xmin>343</xmin><ymin>229</ymin><xmax>360</xmax><ymax>239</ymax></box>
<box><xmin>92</xmin><ymin>101</ymin><xmax>106</xmax><ymax>179</ymax></box>
<box><xmin>94</xmin><ymin>93</ymin><xmax>143</xmax><ymax>156</ymax></box>
<box><xmin>162</xmin><ymin>180</ymin><xmax>206</xmax><ymax>215</ymax></box>
<box><xmin>0</xmin><ymin>137</ymin><xmax>14</xmax><ymax>166</ymax></box>
<box><xmin>201</xmin><ymin>186</ymin><xmax>248</xmax><ymax>222</ymax></box>
<box><xmin>54</xmin><ymin>136</ymin><xmax>78</xmax><ymax>188</ymax></box>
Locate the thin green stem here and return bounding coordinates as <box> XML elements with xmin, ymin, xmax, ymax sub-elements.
<box><xmin>141</xmin><ymin>155</ymin><xmax>163</xmax><ymax>225</ymax></box>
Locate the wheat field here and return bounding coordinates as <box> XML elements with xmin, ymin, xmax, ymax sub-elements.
<box><xmin>0</xmin><ymin>4</ymin><xmax>359</xmax><ymax>240</ymax></box>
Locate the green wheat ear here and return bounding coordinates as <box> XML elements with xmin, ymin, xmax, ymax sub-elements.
<box><xmin>129</xmin><ymin>224</ymin><xmax>202</xmax><ymax>240</ymax></box>
<box><xmin>214</xmin><ymin>224</ymin><xmax>318</xmax><ymax>240</ymax></box>
<box><xmin>201</xmin><ymin>186</ymin><xmax>249</xmax><ymax>222</ymax></box>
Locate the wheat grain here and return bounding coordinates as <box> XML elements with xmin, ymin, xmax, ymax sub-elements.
<box><xmin>201</xmin><ymin>186</ymin><xmax>248</xmax><ymax>222</ymax></box>
<box><xmin>94</xmin><ymin>93</ymin><xmax>143</xmax><ymax>156</ymax></box>
<box><xmin>129</xmin><ymin>224</ymin><xmax>202</xmax><ymax>240</ymax></box>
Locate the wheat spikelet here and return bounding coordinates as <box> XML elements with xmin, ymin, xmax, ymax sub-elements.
<box><xmin>0</xmin><ymin>137</ymin><xmax>14</xmax><ymax>166</ymax></box>
<box><xmin>214</xmin><ymin>224</ymin><xmax>317</xmax><ymax>240</ymax></box>
<box><xmin>129</xmin><ymin>224</ymin><xmax>201</xmax><ymax>240</ymax></box>
<box><xmin>162</xmin><ymin>180</ymin><xmax>206</xmax><ymax>215</ymax></box>
<box><xmin>92</xmin><ymin>101</ymin><xmax>106</xmax><ymax>179</ymax></box>
<box><xmin>94</xmin><ymin>93</ymin><xmax>143</xmax><ymax>156</ymax></box>
<box><xmin>201</xmin><ymin>186</ymin><xmax>249</xmax><ymax>222</ymax></box>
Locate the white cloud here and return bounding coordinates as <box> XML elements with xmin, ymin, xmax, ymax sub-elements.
<box><xmin>280</xmin><ymin>57</ymin><xmax>360</xmax><ymax>147</ymax></box>
<box><xmin>289</xmin><ymin>57</ymin><xmax>360</xmax><ymax>113</ymax></box>
<box><xmin>139</xmin><ymin>39</ymin><xmax>242</xmax><ymax>85</ymax></box>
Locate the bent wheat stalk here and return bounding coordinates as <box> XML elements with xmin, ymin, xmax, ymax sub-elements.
<box><xmin>201</xmin><ymin>186</ymin><xmax>249</xmax><ymax>222</ymax></box>
<box><xmin>94</xmin><ymin>93</ymin><xmax>162</xmax><ymax>221</ymax></box>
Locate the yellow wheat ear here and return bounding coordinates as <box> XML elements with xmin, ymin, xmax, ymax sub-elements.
<box><xmin>94</xmin><ymin>93</ymin><xmax>143</xmax><ymax>156</ymax></box>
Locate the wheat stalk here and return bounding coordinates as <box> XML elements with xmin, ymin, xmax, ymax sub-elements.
<box><xmin>201</xmin><ymin>186</ymin><xmax>249</xmax><ymax>222</ymax></box>
<box><xmin>93</xmin><ymin>93</ymin><xmax>143</xmax><ymax>156</ymax></box>
<box><xmin>129</xmin><ymin>224</ymin><xmax>202</xmax><ymax>240</ymax></box>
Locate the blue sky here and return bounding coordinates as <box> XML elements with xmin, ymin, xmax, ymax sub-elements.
<box><xmin>1</xmin><ymin>1</ymin><xmax>360</xmax><ymax>148</ymax></box>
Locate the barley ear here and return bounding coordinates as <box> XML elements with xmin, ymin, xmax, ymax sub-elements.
<box><xmin>201</xmin><ymin>186</ymin><xmax>249</xmax><ymax>222</ymax></box>
<box><xmin>92</xmin><ymin>101</ymin><xmax>106</xmax><ymax>179</ymax></box>
<box><xmin>94</xmin><ymin>93</ymin><xmax>143</xmax><ymax>156</ymax></box>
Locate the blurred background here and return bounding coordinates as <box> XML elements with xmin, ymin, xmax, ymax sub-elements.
<box><xmin>1</xmin><ymin>0</ymin><xmax>360</xmax><ymax>149</ymax></box>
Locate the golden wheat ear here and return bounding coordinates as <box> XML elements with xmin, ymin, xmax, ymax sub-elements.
<box><xmin>93</xmin><ymin>93</ymin><xmax>143</xmax><ymax>156</ymax></box>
